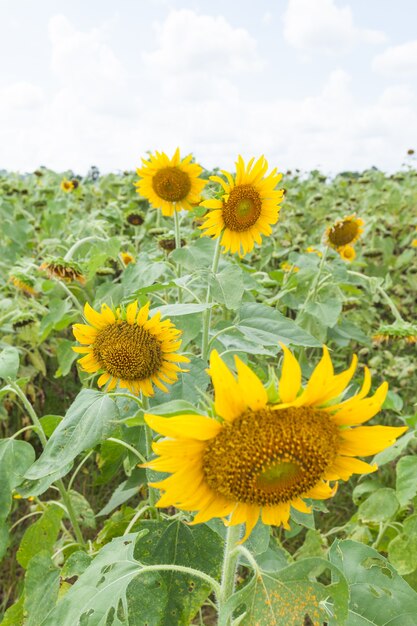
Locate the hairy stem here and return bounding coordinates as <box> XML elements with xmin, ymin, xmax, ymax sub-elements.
<box><xmin>201</xmin><ymin>238</ymin><xmax>221</xmax><ymax>360</ymax></box>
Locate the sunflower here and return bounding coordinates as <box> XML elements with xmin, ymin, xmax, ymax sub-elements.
<box><xmin>120</xmin><ymin>252</ymin><xmax>135</xmax><ymax>266</ymax></box>
<box><xmin>72</xmin><ymin>301</ymin><xmax>189</xmax><ymax>396</ymax></box>
<box><xmin>338</xmin><ymin>245</ymin><xmax>356</xmax><ymax>262</ymax></box>
<box><xmin>39</xmin><ymin>258</ymin><xmax>86</xmax><ymax>284</ymax></box>
<box><xmin>325</xmin><ymin>214</ymin><xmax>364</xmax><ymax>250</ymax></box>
<box><xmin>126</xmin><ymin>212</ymin><xmax>144</xmax><ymax>226</ymax></box>
<box><xmin>280</xmin><ymin>262</ymin><xmax>299</xmax><ymax>273</ymax></box>
<box><xmin>373</xmin><ymin>321</ymin><xmax>417</xmax><ymax>344</ymax></box>
<box><xmin>306</xmin><ymin>246</ymin><xmax>323</xmax><ymax>258</ymax></box>
<box><xmin>199</xmin><ymin>156</ymin><xmax>284</xmax><ymax>256</ymax></box>
<box><xmin>9</xmin><ymin>274</ymin><xmax>37</xmax><ymax>297</ymax></box>
<box><xmin>145</xmin><ymin>345</ymin><xmax>406</xmax><ymax>542</ymax></box>
<box><xmin>135</xmin><ymin>148</ymin><xmax>206</xmax><ymax>217</ymax></box>
<box><xmin>60</xmin><ymin>179</ymin><xmax>74</xmax><ymax>192</ymax></box>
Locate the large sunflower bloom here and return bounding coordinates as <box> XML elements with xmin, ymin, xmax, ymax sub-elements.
<box><xmin>325</xmin><ymin>214</ymin><xmax>364</xmax><ymax>250</ymax></box>
<box><xmin>199</xmin><ymin>156</ymin><xmax>284</xmax><ymax>256</ymax></box>
<box><xmin>135</xmin><ymin>148</ymin><xmax>206</xmax><ymax>217</ymax></box>
<box><xmin>72</xmin><ymin>301</ymin><xmax>189</xmax><ymax>396</ymax></box>
<box><xmin>145</xmin><ymin>345</ymin><xmax>406</xmax><ymax>542</ymax></box>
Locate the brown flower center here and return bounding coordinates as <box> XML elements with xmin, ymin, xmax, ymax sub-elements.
<box><xmin>202</xmin><ymin>407</ymin><xmax>339</xmax><ymax>506</ymax></box>
<box><xmin>93</xmin><ymin>321</ymin><xmax>163</xmax><ymax>381</ymax></box>
<box><xmin>327</xmin><ymin>219</ymin><xmax>360</xmax><ymax>248</ymax></box>
<box><xmin>222</xmin><ymin>184</ymin><xmax>262</xmax><ymax>231</ymax></box>
<box><xmin>152</xmin><ymin>167</ymin><xmax>191</xmax><ymax>202</ymax></box>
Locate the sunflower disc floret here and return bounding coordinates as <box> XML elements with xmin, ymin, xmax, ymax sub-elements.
<box><xmin>72</xmin><ymin>301</ymin><xmax>189</xmax><ymax>396</ymax></box>
<box><xmin>325</xmin><ymin>214</ymin><xmax>364</xmax><ymax>250</ymax></box>
<box><xmin>145</xmin><ymin>344</ymin><xmax>406</xmax><ymax>541</ymax></box>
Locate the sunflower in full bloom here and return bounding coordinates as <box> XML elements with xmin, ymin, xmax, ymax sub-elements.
<box><xmin>120</xmin><ymin>252</ymin><xmax>135</xmax><ymax>266</ymax></box>
<box><xmin>325</xmin><ymin>214</ymin><xmax>364</xmax><ymax>251</ymax></box>
<box><xmin>135</xmin><ymin>148</ymin><xmax>206</xmax><ymax>217</ymax></box>
<box><xmin>60</xmin><ymin>179</ymin><xmax>74</xmax><ymax>192</ymax></box>
<box><xmin>72</xmin><ymin>301</ymin><xmax>189</xmax><ymax>396</ymax></box>
<box><xmin>338</xmin><ymin>245</ymin><xmax>356</xmax><ymax>262</ymax></box>
<box><xmin>199</xmin><ymin>156</ymin><xmax>284</xmax><ymax>256</ymax></box>
<box><xmin>39</xmin><ymin>258</ymin><xmax>86</xmax><ymax>284</ymax></box>
<box><xmin>145</xmin><ymin>345</ymin><xmax>406</xmax><ymax>542</ymax></box>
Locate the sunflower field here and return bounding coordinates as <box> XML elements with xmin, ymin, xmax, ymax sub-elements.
<box><xmin>1</xmin><ymin>153</ymin><xmax>417</xmax><ymax>625</ymax></box>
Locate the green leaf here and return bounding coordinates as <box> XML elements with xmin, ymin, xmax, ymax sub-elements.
<box><xmin>211</xmin><ymin>264</ymin><xmax>245</xmax><ymax>310</ymax></box>
<box><xmin>0</xmin><ymin>438</ymin><xmax>35</xmax><ymax>522</ymax></box>
<box><xmin>68</xmin><ymin>490</ymin><xmax>96</xmax><ymax>529</ymax></box>
<box><xmin>17</xmin><ymin>462</ymin><xmax>73</xmax><ymax>498</ymax></box>
<box><xmin>16</xmin><ymin>503</ymin><xmax>64</xmax><ymax>569</ymax></box>
<box><xmin>225</xmin><ymin>557</ymin><xmax>348</xmax><ymax>626</ymax></box>
<box><xmin>0</xmin><ymin>345</ymin><xmax>20</xmax><ymax>379</ymax></box>
<box><xmin>147</xmin><ymin>399</ymin><xmax>205</xmax><ymax>416</ymax></box>
<box><xmin>388</xmin><ymin>533</ymin><xmax>417</xmax><ymax>575</ymax></box>
<box><xmin>153</xmin><ymin>356</ymin><xmax>209</xmax><ymax>404</ymax></box>
<box><xmin>24</xmin><ymin>551</ymin><xmax>60</xmax><ymax>626</ymax></box>
<box><xmin>122</xmin><ymin>255</ymin><xmax>167</xmax><ymax>293</ymax></box>
<box><xmin>54</xmin><ymin>339</ymin><xmax>78</xmax><ymax>377</ymax></box>
<box><xmin>358</xmin><ymin>488</ymin><xmax>400</xmax><ymax>523</ymax></box>
<box><xmin>1</xmin><ymin>594</ymin><xmax>24</xmax><ymax>626</ymax></box>
<box><xmin>305</xmin><ymin>298</ymin><xmax>342</xmax><ymax>328</ymax></box>
<box><xmin>152</xmin><ymin>303</ymin><xmax>213</xmax><ymax>317</ymax></box>
<box><xmin>96</xmin><ymin>480</ymin><xmax>140</xmax><ymax>516</ymax></box>
<box><xmin>236</xmin><ymin>303</ymin><xmax>320</xmax><ymax>347</ymax></box>
<box><xmin>62</xmin><ymin>550</ymin><xmax>92</xmax><ymax>579</ymax></box>
<box><xmin>25</xmin><ymin>390</ymin><xmax>119</xmax><ymax>479</ymax></box>
<box><xmin>39</xmin><ymin>414</ymin><xmax>63</xmax><ymax>438</ymax></box>
<box><xmin>373</xmin><ymin>430</ymin><xmax>415</xmax><ymax>466</ymax></box>
<box><xmin>329</xmin><ymin>539</ymin><xmax>417</xmax><ymax>625</ymax></box>
<box><xmin>396</xmin><ymin>456</ymin><xmax>417</xmax><ymax>506</ymax></box>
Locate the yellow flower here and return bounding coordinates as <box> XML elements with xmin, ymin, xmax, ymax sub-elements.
<box><xmin>338</xmin><ymin>245</ymin><xmax>356</xmax><ymax>262</ymax></box>
<box><xmin>145</xmin><ymin>345</ymin><xmax>406</xmax><ymax>542</ymax></box>
<box><xmin>72</xmin><ymin>301</ymin><xmax>189</xmax><ymax>396</ymax></box>
<box><xmin>280</xmin><ymin>262</ymin><xmax>299</xmax><ymax>273</ymax></box>
<box><xmin>39</xmin><ymin>258</ymin><xmax>86</xmax><ymax>284</ymax></box>
<box><xmin>60</xmin><ymin>179</ymin><xmax>74</xmax><ymax>192</ymax></box>
<box><xmin>135</xmin><ymin>148</ymin><xmax>206</xmax><ymax>217</ymax></box>
<box><xmin>120</xmin><ymin>252</ymin><xmax>135</xmax><ymax>266</ymax></box>
<box><xmin>325</xmin><ymin>214</ymin><xmax>364</xmax><ymax>250</ymax></box>
<box><xmin>411</xmin><ymin>239</ymin><xmax>417</xmax><ymax>248</ymax></box>
<box><xmin>9</xmin><ymin>274</ymin><xmax>37</xmax><ymax>297</ymax></box>
<box><xmin>199</xmin><ymin>156</ymin><xmax>284</xmax><ymax>256</ymax></box>
<box><xmin>306</xmin><ymin>246</ymin><xmax>323</xmax><ymax>258</ymax></box>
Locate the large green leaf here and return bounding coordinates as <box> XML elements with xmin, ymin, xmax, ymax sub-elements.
<box><xmin>236</xmin><ymin>303</ymin><xmax>320</xmax><ymax>347</ymax></box>
<box><xmin>211</xmin><ymin>264</ymin><xmax>245</xmax><ymax>310</ymax></box>
<box><xmin>25</xmin><ymin>390</ymin><xmax>119</xmax><ymax>479</ymax></box>
<box><xmin>0</xmin><ymin>345</ymin><xmax>20</xmax><ymax>379</ymax></box>
<box><xmin>357</xmin><ymin>488</ymin><xmax>399</xmax><ymax>524</ymax></box>
<box><xmin>396</xmin><ymin>456</ymin><xmax>417</xmax><ymax>506</ymax></box>
<box><xmin>16</xmin><ymin>503</ymin><xmax>63</xmax><ymax>569</ymax></box>
<box><xmin>24</xmin><ymin>551</ymin><xmax>60</xmax><ymax>626</ymax></box>
<box><xmin>223</xmin><ymin>557</ymin><xmax>348</xmax><ymax>626</ymax></box>
<box><xmin>329</xmin><ymin>539</ymin><xmax>417</xmax><ymax>625</ymax></box>
<box><xmin>0</xmin><ymin>438</ymin><xmax>35</xmax><ymax>522</ymax></box>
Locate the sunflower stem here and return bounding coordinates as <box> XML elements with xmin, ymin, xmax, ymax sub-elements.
<box><xmin>64</xmin><ymin>236</ymin><xmax>107</xmax><ymax>261</ymax></box>
<box><xmin>216</xmin><ymin>523</ymin><xmax>241</xmax><ymax>625</ymax></box>
<box><xmin>201</xmin><ymin>238</ymin><xmax>221</xmax><ymax>360</ymax></box>
<box><xmin>173</xmin><ymin>208</ymin><xmax>183</xmax><ymax>303</ymax></box>
<box><xmin>6</xmin><ymin>380</ymin><xmax>86</xmax><ymax>547</ymax></box>
<box><xmin>296</xmin><ymin>246</ymin><xmax>328</xmax><ymax>321</ymax></box>
<box><xmin>54</xmin><ymin>279</ymin><xmax>83</xmax><ymax>312</ymax></box>
<box><xmin>142</xmin><ymin>396</ymin><xmax>159</xmax><ymax>516</ymax></box>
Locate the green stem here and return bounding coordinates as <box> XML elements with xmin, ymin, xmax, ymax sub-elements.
<box><xmin>7</xmin><ymin>380</ymin><xmax>85</xmax><ymax>547</ymax></box>
<box><xmin>64</xmin><ymin>236</ymin><xmax>107</xmax><ymax>261</ymax></box>
<box><xmin>347</xmin><ymin>270</ymin><xmax>405</xmax><ymax>323</ymax></box>
<box><xmin>173</xmin><ymin>209</ymin><xmax>183</xmax><ymax>303</ymax></box>
<box><xmin>296</xmin><ymin>247</ymin><xmax>328</xmax><ymax>321</ymax></box>
<box><xmin>107</xmin><ymin>437</ymin><xmax>147</xmax><ymax>464</ymax></box>
<box><xmin>55</xmin><ymin>280</ymin><xmax>83</xmax><ymax>312</ymax></box>
<box><xmin>142</xmin><ymin>395</ymin><xmax>158</xmax><ymax>513</ymax></box>
<box><xmin>217</xmin><ymin>524</ymin><xmax>242</xmax><ymax>625</ymax></box>
<box><xmin>201</xmin><ymin>239</ymin><xmax>221</xmax><ymax>360</ymax></box>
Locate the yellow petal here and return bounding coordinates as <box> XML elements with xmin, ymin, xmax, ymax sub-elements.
<box><xmin>83</xmin><ymin>302</ymin><xmax>109</xmax><ymax>329</ymax></box>
<box><xmin>278</xmin><ymin>343</ymin><xmax>301</xmax><ymax>403</ymax></box>
<box><xmin>339</xmin><ymin>425</ymin><xmax>408</xmax><ymax>456</ymax></box>
<box><xmin>330</xmin><ymin>382</ymin><xmax>388</xmax><ymax>426</ymax></box>
<box><xmin>234</xmin><ymin>356</ymin><xmax>268</xmax><ymax>411</ymax></box>
<box><xmin>208</xmin><ymin>350</ymin><xmax>246</xmax><ymax>422</ymax></box>
<box><xmin>320</xmin><ymin>354</ymin><xmax>358</xmax><ymax>404</ymax></box>
<box><xmin>261</xmin><ymin>502</ymin><xmax>291</xmax><ymax>527</ymax></box>
<box><xmin>100</xmin><ymin>303</ymin><xmax>116</xmax><ymax>324</ymax></box>
<box><xmin>294</xmin><ymin>346</ymin><xmax>333</xmax><ymax>406</ymax></box>
<box><xmin>229</xmin><ymin>504</ymin><xmax>260</xmax><ymax>543</ymax></box>
<box><xmin>145</xmin><ymin>413</ymin><xmax>222</xmax><ymax>440</ymax></box>
<box><xmin>325</xmin><ymin>456</ymin><xmax>377</xmax><ymax>481</ymax></box>
<box><xmin>126</xmin><ymin>301</ymin><xmax>138</xmax><ymax>324</ymax></box>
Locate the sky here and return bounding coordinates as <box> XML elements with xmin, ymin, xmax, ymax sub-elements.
<box><xmin>0</xmin><ymin>0</ymin><xmax>417</xmax><ymax>174</ymax></box>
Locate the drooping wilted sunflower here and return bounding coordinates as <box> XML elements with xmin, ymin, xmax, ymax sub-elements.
<box><xmin>338</xmin><ymin>245</ymin><xmax>356</xmax><ymax>262</ymax></box>
<box><xmin>135</xmin><ymin>148</ymin><xmax>206</xmax><ymax>216</ymax></box>
<box><xmin>199</xmin><ymin>155</ymin><xmax>284</xmax><ymax>256</ymax></box>
<box><xmin>145</xmin><ymin>346</ymin><xmax>406</xmax><ymax>541</ymax></box>
<box><xmin>39</xmin><ymin>258</ymin><xmax>86</xmax><ymax>284</ymax></box>
<box><xmin>9</xmin><ymin>274</ymin><xmax>37</xmax><ymax>297</ymax></box>
<box><xmin>126</xmin><ymin>212</ymin><xmax>144</xmax><ymax>226</ymax></box>
<box><xmin>60</xmin><ymin>179</ymin><xmax>74</xmax><ymax>192</ymax></box>
<box><xmin>325</xmin><ymin>214</ymin><xmax>364</xmax><ymax>250</ymax></box>
<box><xmin>373</xmin><ymin>321</ymin><xmax>417</xmax><ymax>344</ymax></box>
<box><xmin>73</xmin><ymin>301</ymin><xmax>189</xmax><ymax>396</ymax></box>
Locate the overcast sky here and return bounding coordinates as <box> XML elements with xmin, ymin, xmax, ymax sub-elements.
<box><xmin>1</xmin><ymin>0</ymin><xmax>416</xmax><ymax>174</ymax></box>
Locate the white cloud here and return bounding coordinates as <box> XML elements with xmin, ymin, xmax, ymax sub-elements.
<box><xmin>372</xmin><ymin>40</ymin><xmax>417</xmax><ymax>77</ymax></box>
<box><xmin>0</xmin><ymin>82</ymin><xmax>44</xmax><ymax>111</ymax></box>
<box><xmin>283</xmin><ymin>0</ymin><xmax>386</xmax><ymax>54</ymax></box>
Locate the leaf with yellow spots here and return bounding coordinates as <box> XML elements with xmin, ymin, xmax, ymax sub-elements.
<box><xmin>221</xmin><ymin>558</ymin><xmax>348</xmax><ymax>626</ymax></box>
